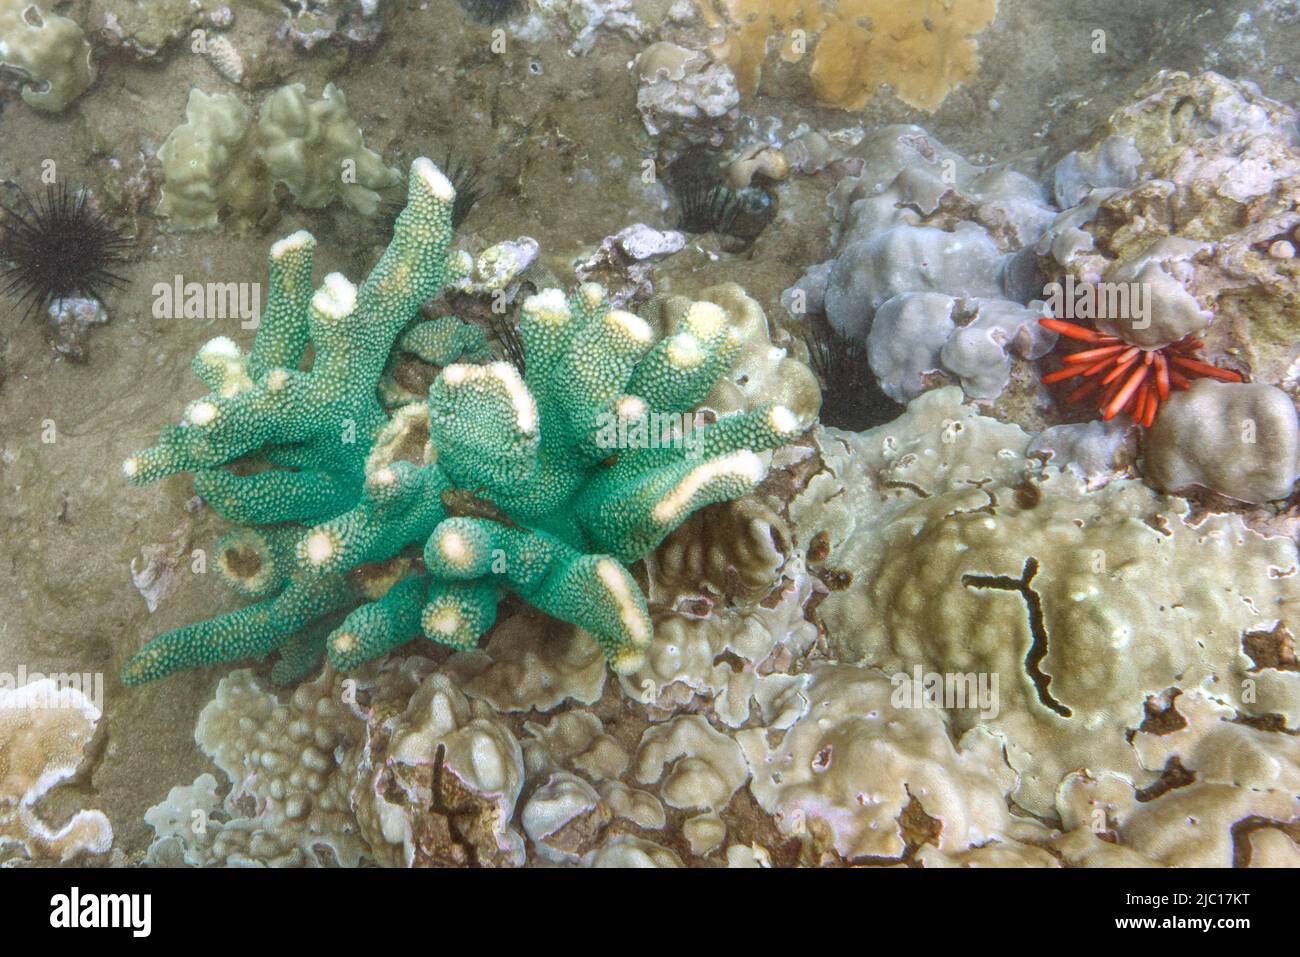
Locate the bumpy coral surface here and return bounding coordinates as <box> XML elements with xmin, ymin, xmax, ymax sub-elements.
<box><xmin>120</xmin><ymin>157</ymin><xmax>805</xmax><ymax>686</ymax></box>
<box><xmin>0</xmin><ymin>679</ymin><xmax>112</xmax><ymax>864</ymax></box>
<box><xmin>157</xmin><ymin>82</ymin><xmax>399</xmax><ymax>230</ymax></box>
<box><xmin>786</xmin><ymin>124</ymin><xmax>1057</xmax><ymax>406</ymax></box>
<box><xmin>146</xmin><ymin>668</ymin><xmax>367</xmax><ymax>867</ymax></box>
<box><xmin>792</xmin><ymin>387</ymin><xmax>1300</xmax><ymax>818</ymax></box>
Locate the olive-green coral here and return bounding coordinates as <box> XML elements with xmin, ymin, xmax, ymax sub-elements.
<box><xmin>121</xmin><ymin>157</ymin><xmax>806</xmax><ymax>686</ymax></box>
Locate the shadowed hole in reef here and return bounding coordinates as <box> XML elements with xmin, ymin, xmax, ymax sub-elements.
<box><xmin>962</xmin><ymin>557</ymin><xmax>1072</xmax><ymax>718</ymax></box>
<box><xmin>802</xmin><ymin>313</ymin><xmax>903</xmax><ymax>431</ymax></box>
<box><xmin>221</xmin><ymin>544</ymin><xmax>263</xmax><ymax>579</ymax></box>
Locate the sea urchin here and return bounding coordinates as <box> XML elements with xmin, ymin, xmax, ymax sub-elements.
<box><xmin>1039</xmin><ymin>316</ymin><xmax>1244</xmax><ymax>427</ymax></box>
<box><xmin>0</xmin><ymin>183</ymin><xmax>131</xmax><ymax>319</ymax></box>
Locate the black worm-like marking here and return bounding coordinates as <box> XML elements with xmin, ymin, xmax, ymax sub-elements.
<box><xmin>962</xmin><ymin>557</ymin><xmax>1072</xmax><ymax>717</ymax></box>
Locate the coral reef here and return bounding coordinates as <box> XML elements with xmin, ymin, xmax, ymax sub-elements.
<box><xmin>19</xmin><ymin>8</ymin><xmax>1287</xmax><ymax>874</ymax></box>
<box><xmin>278</xmin><ymin>0</ymin><xmax>388</xmax><ymax>49</ymax></box>
<box><xmin>785</xmin><ymin>124</ymin><xmax>1057</xmax><ymax>404</ymax></box>
<box><xmin>791</xmin><ymin>386</ymin><xmax>1300</xmax><ymax>818</ymax></box>
<box><xmin>121</xmin><ymin>157</ymin><xmax>807</xmax><ymax>686</ymax></box>
<box><xmin>1031</xmin><ymin>71</ymin><xmax>1300</xmax><ymax>498</ymax></box>
<box><xmin>0</xmin><ymin>0</ymin><xmax>95</xmax><ymax>111</ymax></box>
<box><xmin>441</xmin><ymin>612</ymin><xmax>608</xmax><ymax>714</ymax></box>
<box><xmin>141</xmin><ymin>379</ymin><xmax>1299</xmax><ymax>868</ymax></box>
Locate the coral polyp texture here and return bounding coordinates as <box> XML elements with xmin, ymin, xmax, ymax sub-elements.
<box><xmin>120</xmin><ymin>158</ymin><xmax>804</xmax><ymax>686</ymax></box>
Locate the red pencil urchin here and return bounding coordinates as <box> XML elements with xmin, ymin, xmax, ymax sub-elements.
<box><xmin>1038</xmin><ymin>316</ymin><xmax>1244</xmax><ymax>428</ymax></box>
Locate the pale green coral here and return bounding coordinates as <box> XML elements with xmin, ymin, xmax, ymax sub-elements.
<box><xmin>0</xmin><ymin>0</ymin><xmax>96</xmax><ymax>111</ymax></box>
<box><xmin>155</xmin><ymin>89</ymin><xmax>265</xmax><ymax>231</ymax></box>
<box><xmin>258</xmin><ymin>82</ymin><xmax>401</xmax><ymax>215</ymax></box>
<box><xmin>122</xmin><ymin>156</ymin><xmax>806</xmax><ymax>685</ymax></box>
<box><xmin>157</xmin><ymin>82</ymin><xmax>399</xmax><ymax>230</ymax></box>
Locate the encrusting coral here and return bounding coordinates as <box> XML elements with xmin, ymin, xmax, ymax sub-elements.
<box><xmin>121</xmin><ymin>157</ymin><xmax>806</xmax><ymax>686</ymax></box>
<box><xmin>0</xmin><ymin>679</ymin><xmax>113</xmax><ymax>864</ymax></box>
<box><xmin>699</xmin><ymin>0</ymin><xmax>997</xmax><ymax>112</ymax></box>
<box><xmin>791</xmin><ymin>386</ymin><xmax>1300</xmax><ymax>818</ymax></box>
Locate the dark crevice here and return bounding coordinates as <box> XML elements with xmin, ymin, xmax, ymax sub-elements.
<box><xmin>880</xmin><ymin>479</ymin><xmax>930</xmax><ymax>498</ymax></box>
<box><xmin>1230</xmin><ymin>817</ymin><xmax>1300</xmax><ymax>867</ymax></box>
<box><xmin>947</xmin><ymin>480</ymin><xmax>997</xmax><ymax>517</ymax></box>
<box><xmin>1242</xmin><ymin>621</ymin><xmax>1298</xmax><ymax>672</ymax></box>
<box><xmin>962</xmin><ymin>557</ymin><xmax>1072</xmax><ymax>717</ymax></box>
<box><xmin>1135</xmin><ymin>756</ymin><xmax>1196</xmax><ymax>802</ymax></box>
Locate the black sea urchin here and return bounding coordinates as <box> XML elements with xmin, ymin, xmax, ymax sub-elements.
<box><xmin>676</xmin><ymin>182</ymin><xmax>775</xmax><ymax>241</ymax></box>
<box><xmin>667</xmin><ymin>146</ymin><xmax>776</xmax><ymax>243</ymax></box>
<box><xmin>490</xmin><ymin>312</ymin><xmax>526</xmax><ymax>374</ymax></box>
<box><xmin>378</xmin><ymin>149</ymin><xmax>487</xmax><ymax>240</ymax></box>
<box><xmin>803</xmin><ymin>315</ymin><xmax>902</xmax><ymax>431</ymax></box>
<box><xmin>441</xmin><ymin>151</ymin><xmax>488</xmax><ymax>230</ymax></box>
<box><xmin>0</xmin><ymin>183</ymin><xmax>132</xmax><ymax>320</ymax></box>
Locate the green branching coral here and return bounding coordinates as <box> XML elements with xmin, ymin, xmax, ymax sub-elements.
<box><xmin>121</xmin><ymin>157</ymin><xmax>805</xmax><ymax>685</ymax></box>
